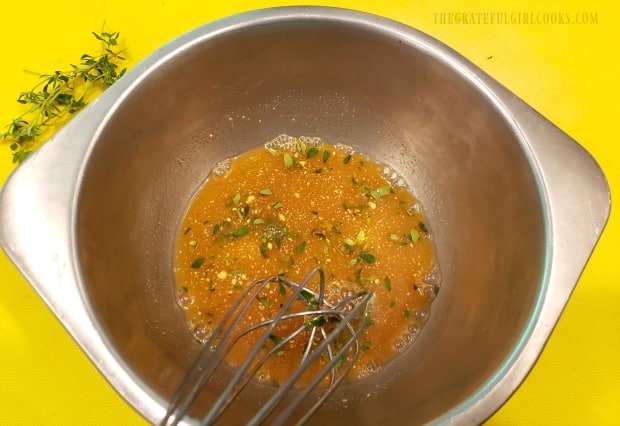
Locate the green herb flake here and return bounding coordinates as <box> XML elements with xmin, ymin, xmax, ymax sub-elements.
<box><xmin>370</xmin><ymin>189</ymin><xmax>382</xmax><ymax>200</ymax></box>
<box><xmin>370</xmin><ymin>185</ymin><xmax>391</xmax><ymax>200</ymax></box>
<box><xmin>322</xmin><ymin>150</ymin><xmax>331</xmax><ymax>163</ymax></box>
<box><xmin>419</xmin><ymin>221</ymin><xmax>428</xmax><ymax>233</ymax></box>
<box><xmin>278</xmin><ymin>282</ymin><xmax>287</xmax><ymax>295</ymax></box>
<box><xmin>384</xmin><ymin>276</ymin><xmax>392</xmax><ymax>291</ymax></box>
<box><xmin>183</xmin><ymin>227</ymin><xmax>191</xmax><ymax>235</ymax></box>
<box><xmin>258</xmin><ymin>296</ymin><xmax>270</xmax><ymax>308</ymax></box>
<box><xmin>212</xmin><ymin>223</ymin><xmax>221</xmax><ymax>236</ymax></box>
<box><xmin>343</xmin><ymin>154</ymin><xmax>352</xmax><ymax>164</ymax></box>
<box><xmin>406</xmin><ymin>229</ymin><xmax>420</xmax><ymax>243</ymax></box>
<box><xmin>377</xmin><ymin>185</ymin><xmax>391</xmax><ymax>196</ymax></box>
<box><xmin>232</xmin><ymin>192</ymin><xmax>241</xmax><ymax>205</ymax></box>
<box><xmin>360</xmin><ymin>341</ymin><xmax>371</xmax><ymax>351</ymax></box>
<box><xmin>259</xmin><ymin>188</ymin><xmax>273</xmax><ymax>196</ymax></box>
<box><xmin>271</xmin><ymin>201</ymin><xmax>283</xmax><ymax>209</ymax></box>
<box><xmin>297</xmin><ymin>139</ymin><xmax>307</xmax><ymax>154</ymax></box>
<box><xmin>253</xmin><ymin>218</ymin><xmax>266</xmax><ymax>224</ymax></box>
<box><xmin>306</xmin><ymin>146</ymin><xmax>320</xmax><ymax>159</ymax></box>
<box><xmin>300</xmin><ymin>289</ymin><xmax>318</xmax><ymax>308</ymax></box>
<box><xmin>389</xmin><ymin>233</ymin><xmax>400</xmax><ymax>241</ymax></box>
<box><xmin>181</xmin><ymin>286</ymin><xmax>189</xmax><ymax>292</ymax></box>
<box><xmin>232</xmin><ymin>226</ymin><xmax>249</xmax><ymax>238</ymax></box>
<box><xmin>190</xmin><ymin>257</ymin><xmax>205</xmax><ymax>269</ymax></box>
<box><xmin>283</xmin><ymin>153</ymin><xmax>294</xmax><ymax>168</ymax></box>
<box><xmin>404</xmin><ymin>310</ymin><xmax>411</xmax><ymax>319</ymax></box>
<box><xmin>359</xmin><ymin>252</ymin><xmax>376</xmax><ymax>264</ymax></box>
<box><xmin>295</xmin><ymin>241</ymin><xmax>307</xmax><ymax>254</ymax></box>
<box><xmin>269</xmin><ymin>334</ymin><xmax>283</xmax><ymax>345</ymax></box>
<box><xmin>343</xmin><ymin>237</ymin><xmax>356</xmax><ymax>247</ymax></box>
<box><xmin>309</xmin><ymin>316</ymin><xmax>327</xmax><ymax>327</ymax></box>
<box><xmin>390</xmin><ymin>298</ymin><xmax>396</xmax><ymax>308</ymax></box>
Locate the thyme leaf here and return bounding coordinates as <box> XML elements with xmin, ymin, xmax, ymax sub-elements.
<box><xmin>191</xmin><ymin>257</ymin><xmax>205</xmax><ymax>268</ymax></box>
<box><xmin>1</xmin><ymin>30</ymin><xmax>128</xmax><ymax>163</ymax></box>
<box><xmin>306</xmin><ymin>147</ymin><xmax>320</xmax><ymax>159</ymax></box>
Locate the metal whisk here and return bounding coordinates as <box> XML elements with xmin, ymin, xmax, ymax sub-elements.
<box><xmin>161</xmin><ymin>268</ymin><xmax>373</xmax><ymax>426</ymax></box>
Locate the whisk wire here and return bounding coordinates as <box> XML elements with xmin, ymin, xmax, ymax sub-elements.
<box><xmin>161</xmin><ymin>268</ymin><xmax>371</xmax><ymax>426</ymax></box>
<box><xmin>253</xmin><ymin>290</ymin><xmax>372</xmax><ymax>426</ymax></box>
<box><xmin>161</xmin><ymin>276</ymin><xmax>272</xmax><ymax>425</ymax></box>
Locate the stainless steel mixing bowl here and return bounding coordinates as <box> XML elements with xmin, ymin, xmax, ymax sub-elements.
<box><xmin>0</xmin><ymin>7</ymin><xmax>610</xmax><ymax>425</ymax></box>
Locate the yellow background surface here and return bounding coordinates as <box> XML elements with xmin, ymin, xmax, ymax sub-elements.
<box><xmin>0</xmin><ymin>1</ymin><xmax>618</xmax><ymax>424</ymax></box>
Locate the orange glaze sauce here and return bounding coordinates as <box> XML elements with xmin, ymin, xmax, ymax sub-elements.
<box><xmin>174</xmin><ymin>135</ymin><xmax>440</xmax><ymax>386</ymax></box>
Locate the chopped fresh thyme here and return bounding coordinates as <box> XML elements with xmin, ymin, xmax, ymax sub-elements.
<box><xmin>384</xmin><ymin>276</ymin><xmax>392</xmax><ymax>291</ymax></box>
<box><xmin>258</xmin><ymin>296</ymin><xmax>270</xmax><ymax>308</ymax></box>
<box><xmin>306</xmin><ymin>146</ymin><xmax>320</xmax><ymax>158</ymax></box>
<box><xmin>359</xmin><ymin>252</ymin><xmax>376</xmax><ymax>264</ymax></box>
<box><xmin>283</xmin><ymin>153</ymin><xmax>294</xmax><ymax>168</ymax></box>
<box><xmin>295</xmin><ymin>241</ymin><xmax>307</xmax><ymax>254</ymax></box>
<box><xmin>269</xmin><ymin>334</ymin><xmax>283</xmax><ymax>345</ymax></box>
<box><xmin>406</xmin><ymin>229</ymin><xmax>420</xmax><ymax>243</ymax></box>
<box><xmin>231</xmin><ymin>226</ymin><xmax>249</xmax><ymax>238</ymax></box>
<box><xmin>190</xmin><ymin>257</ymin><xmax>205</xmax><ymax>268</ymax></box>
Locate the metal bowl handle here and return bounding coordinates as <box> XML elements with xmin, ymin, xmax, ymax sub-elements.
<box><xmin>0</xmin><ymin>98</ymin><xmax>165</xmax><ymax>420</ymax></box>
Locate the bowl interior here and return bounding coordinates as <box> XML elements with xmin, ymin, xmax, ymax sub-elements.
<box><xmin>76</xmin><ymin>18</ymin><xmax>545</xmax><ymax>424</ymax></box>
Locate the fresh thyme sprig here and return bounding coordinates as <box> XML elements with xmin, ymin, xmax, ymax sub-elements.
<box><xmin>1</xmin><ymin>30</ymin><xmax>127</xmax><ymax>163</ymax></box>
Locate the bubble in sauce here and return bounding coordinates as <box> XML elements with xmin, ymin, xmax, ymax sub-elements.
<box><xmin>212</xmin><ymin>159</ymin><xmax>231</xmax><ymax>177</ymax></box>
<box><xmin>193</xmin><ymin>323</ymin><xmax>212</xmax><ymax>341</ymax></box>
<box><xmin>177</xmin><ymin>292</ymin><xmax>194</xmax><ymax>309</ymax></box>
<box><xmin>393</xmin><ymin>329</ymin><xmax>417</xmax><ymax>352</ymax></box>
<box><xmin>413</xmin><ymin>309</ymin><xmax>429</xmax><ymax>324</ymax></box>
<box><xmin>356</xmin><ymin>360</ymin><xmax>381</xmax><ymax>378</ymax></box>
<box><xmin>423</xmin><ymin>269</ymin><xmax>441</xmax><ymax>287</ymax></box>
